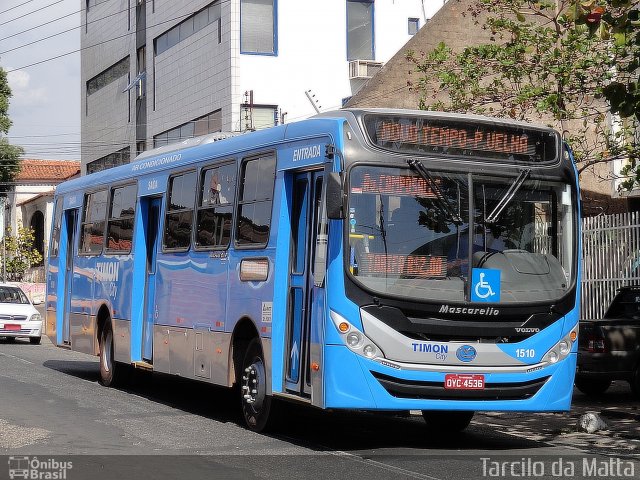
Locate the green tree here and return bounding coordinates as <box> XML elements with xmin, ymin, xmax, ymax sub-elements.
<box><xmin>0</xmin><ymin>66</ymin><xmax>24</xmax><ymax>196</ymax></box>
<box><xmin>1</xmin><ymin>224</ymin><xmax>43</xmax><ymax>282</ymax></box>
<box><xmin>406</xmin><ymin>0</ymin><xmax>639</xmax><ymax>188</ymax></box>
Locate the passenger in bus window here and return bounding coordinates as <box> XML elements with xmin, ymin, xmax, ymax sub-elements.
<box><xmin>209</xmin><ymin>172</ymin><xmax>227</xmax><ymax>205</ymax></box>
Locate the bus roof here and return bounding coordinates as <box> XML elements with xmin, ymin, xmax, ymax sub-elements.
<box><xmin>56</xmin><ymin>108</ymin><xmax>559</xmax><ymax>195</ymax></box>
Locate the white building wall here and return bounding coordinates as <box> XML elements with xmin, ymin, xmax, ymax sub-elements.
<box><xmin>237</xmin><ymin>0</ymin><xmax>441</xmax><ymax>126</ymax></box>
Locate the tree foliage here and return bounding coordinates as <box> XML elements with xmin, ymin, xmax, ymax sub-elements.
<box><xmin>1</xmin><ymin>224</ymin><xmax>43</xmax><ymax>282</ymax></box>
<box><xmin>0</xmin><ymin>67</ymin><xmax>23</xmax><ymax>196</ymax></box>
<box><xmin>406</xmin><ymin>0</ymin><xmax>640</xmax><ymax>189</ymax></box>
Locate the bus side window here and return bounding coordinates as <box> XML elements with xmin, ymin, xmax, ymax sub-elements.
<box><xmin>50</xmin><ymin>197</ymin><xmax>64</xmax><ymax>258</ymax></box>
<box><xmin>196</xmin><ymin>163</ymin><xmax>236</xmax><ymax>248</ymax></box>
<box><xmin>80</xmin><ymin>190</ymin><xmax>108</xmax><ymax>255</ymax></box>
<box><xmin>164</xmin><ymin>171</ymin><xmax>196</xmax><ymax>251</ymax></box>
<box><xmin>106</xmin><ymin>184</ymin><xmax>137</xmax><ymax>253</ymax></box>
<box><xmin>235</xmin><ymin>154</ymin><xmax>276</xmax><ymax>247</ymax></box>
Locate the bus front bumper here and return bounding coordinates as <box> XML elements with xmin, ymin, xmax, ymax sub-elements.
<box><xmin>323</xmin><ymin>345</ymin><xmax>576</xmax><ymax>412</ymax></box>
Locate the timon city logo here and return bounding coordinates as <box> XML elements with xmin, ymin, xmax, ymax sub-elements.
<box><xmin>8</xmin><ymin>457</ymin><xmax>72</xmax><ymax>480</ymax></box>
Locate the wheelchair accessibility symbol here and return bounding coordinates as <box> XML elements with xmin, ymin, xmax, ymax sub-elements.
<box><xmin>471</xmin><ymin>268</ymin><xmax>500</xmax><ymax>303</ymax></box>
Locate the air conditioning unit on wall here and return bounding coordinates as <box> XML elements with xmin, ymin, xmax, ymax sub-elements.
<box><xmin>349</xmin><ymin>60</ymin><xmax>383</xmax><ymax>80</ymax></box>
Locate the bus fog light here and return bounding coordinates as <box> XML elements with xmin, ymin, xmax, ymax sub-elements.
<box><xmin>347</xmin><ymin>332</ymin><xmax>361</xmax><ymax>347</ymax></box>
<box><xmin>363</xmin><ymin>344</ymin><xmax>376</xmax><ymax>358</ymax></box>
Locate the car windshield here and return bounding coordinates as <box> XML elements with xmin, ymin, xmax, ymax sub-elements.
<box><xmin>605</xmin><ymin>289</ymin><xmax>640</xmax><ymax>320</ymax></box>
<box><xmin>347</xmin><ymin>166</ymin><xmax>575</xmax><ymax>304</ymax></box>
<box><xmin>0</xmin><ymin>286</ymin><xmax>30</xmax><ymax>304</ymax></box>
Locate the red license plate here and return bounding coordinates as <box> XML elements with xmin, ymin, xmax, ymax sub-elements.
<box><xmin>444</xmin><ymin>374</ymin><xmax>485</xmax><ymax>390</ymax></box>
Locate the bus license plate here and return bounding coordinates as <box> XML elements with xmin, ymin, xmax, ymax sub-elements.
<box><xmin>444</xmin><ymin>374</ymin><xmax>485</xmax><ymax>390</ymax></box>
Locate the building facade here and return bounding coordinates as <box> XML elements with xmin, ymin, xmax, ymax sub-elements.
<box><xmin>2</xmin><ymin>159</ymin><xmax>80</xmax><ymax>281</ymax></box>
<box><xmin>81</xmin><ymin>0</ymin><xmax>445</xmax><ymax>174</ymax></box>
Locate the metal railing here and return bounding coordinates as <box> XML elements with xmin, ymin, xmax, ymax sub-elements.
<box><xmin>581</xmin><ymin>211</ymin><xmax>640</xmax><ymax>319</ymax></box>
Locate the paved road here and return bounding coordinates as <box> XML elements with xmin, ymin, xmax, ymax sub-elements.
<box><xmin>0</xmin><ymin>336</ymin><xmax>639</xmax><ymax>480</ymax></box>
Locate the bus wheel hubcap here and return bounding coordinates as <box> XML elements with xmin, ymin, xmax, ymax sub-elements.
<box><xmin>242</xmin><ymin>360</ymin><xmax>265</xmax><ymax>412</ymax></box>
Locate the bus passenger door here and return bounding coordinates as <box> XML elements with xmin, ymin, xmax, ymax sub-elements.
<box><xmin>142</xmin><ymin>197</ymin><xmax>161</xmax><ymax>362</ymax></box>
<box><xmin>61</xmin><ymin>209</ymin><xmax>78</xmax><ymax>345</ymax></box>
<box><xmin>285</xmin><ymin>171</ymin><xmax>323</xmax><ymax>397</ymax></box>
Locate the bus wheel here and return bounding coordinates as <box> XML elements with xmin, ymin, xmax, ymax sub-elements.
<box><xmin>630</xmin><ymin>367</ymin><xmax>640</xmax><ymax>399</ymax></box>
<box><xmin>240</xmin><ymin>338</ymin><xmax>274</xmax><ymax>432</ymax></box>
<box><xmin>99</xmin><ymin>321</ymin><xmax>119</xmax><ymax>387</ymax></box>
<box><xmin>422</xmin><ymin>411</ymin><xmax>474</xmax><ymax>432</ymax></box>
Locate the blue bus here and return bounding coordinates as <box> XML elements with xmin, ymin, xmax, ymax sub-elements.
<box><xmin>46</xmin><ymin>109</ymin><xmax>580</xmax><ymax>432</ymax></box>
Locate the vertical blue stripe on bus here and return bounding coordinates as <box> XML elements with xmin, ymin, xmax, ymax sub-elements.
<box><xmin>56</xmin><ymin>208</ymin><xmax>69</xmax><ymax>346</ymax></box>
<box><xmin>130</xmin><ymin>196</ymin><xmax>147</xmax><ymax>362</ymax></box>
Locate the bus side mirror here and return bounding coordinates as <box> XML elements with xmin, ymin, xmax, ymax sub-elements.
<box><xmin>326</xmin><ymin>172</ymin><xmax>344</xmax><ymax>219</ymax></box>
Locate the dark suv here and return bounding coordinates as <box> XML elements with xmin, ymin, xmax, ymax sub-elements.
<box><xmin>575</xmin><ymin>285</ymin><xmax>640</xmax><ymax>397</ymax></box>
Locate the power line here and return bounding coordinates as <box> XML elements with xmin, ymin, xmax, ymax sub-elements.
<box><xmin>0</xmin><ymin>0</ymin><xmax>65</xmax><ymax>27</ymax></box>
<box><xmin>0</xmin><ymin>2</ymin><xmax>135</xmax><ymax>45</ymax></box>
<box><xmin>4</xmin><ymin>9</ymin><xmax>199</xmax><ymax>73</ymax></box>
<box><xmin>3</xmin><ymin>0</ymin><xmax>233</xmax><ymax>72</ymax></box>
<box><xmin>0</xmin><ymin>10</ymin><xmax>79</xmax><ymax>43</ymax></box>
<box><xmin>0</xmin><ymin>0</ymin><xmax>35</xmax><ymax>16</ymax></box>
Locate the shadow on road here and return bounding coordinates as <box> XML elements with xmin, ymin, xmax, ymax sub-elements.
<box><xmin>42</xmin><ymin>357</ymin><xmax>547</xmax><ymax>453</ymax></box>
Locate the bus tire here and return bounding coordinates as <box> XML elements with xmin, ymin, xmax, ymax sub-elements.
<box><xmin>240</xmin><ymin>337</ymin><xmax>276</xmax><ymax>432</ymax></box>
<box><xmin>422</xmin><ymin>410</ymin><xmax>474</xmax><ymax>432</ymax></box>
<box><xmin>630</xmin><ymin>367</ymin><xmax>640</xmax><ymax>399</ymax></box>
<box><xmin>574</xmin><ymin>377</ymin><xmax>611</xmax><ymax>397</ymax></box>
<box><xmin>99</xmin><ymin>320</ymin><xmax>120</xmax><ymax>387</ymax></box>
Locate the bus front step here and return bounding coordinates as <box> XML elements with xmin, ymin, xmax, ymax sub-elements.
<box><xmin>132</xmin><ymin>361</ymin><xmax>153</xmax><ymax>371</ymax></box>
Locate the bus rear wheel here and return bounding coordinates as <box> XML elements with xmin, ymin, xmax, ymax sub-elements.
<box><xmin>99</xmin><ymin>321</ymin><xmax>121</xmax><ymax>387</ymax></box>
<box><xmin>240</xmin><ymin>338</ymin><xmax>275</xmax><ymax>432</ymax></box>
<box><xmin>422</xmin><ymin>410</ymin><xmax>474</xmax><ymax>432</ymax></box>
<box><xmin>575</xmin><ymin>378</ymin><xmax>611</xmax><ymax>397</ymax></box>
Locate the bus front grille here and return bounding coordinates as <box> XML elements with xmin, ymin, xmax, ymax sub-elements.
<box><xmin>371</xmin><ymin>372</ymin><xmax>549</xmax><ymax>401</ymax></box>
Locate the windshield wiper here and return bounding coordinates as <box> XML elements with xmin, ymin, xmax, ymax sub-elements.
<box><xmin>407</xmin><ymin>159</ymin><xmax>463</xmax><ymax>225</ymax></box>
<box><xmin>485</xmin><ymin>169</ymin><xmax>531</xmax><ymax>224</ymax></box>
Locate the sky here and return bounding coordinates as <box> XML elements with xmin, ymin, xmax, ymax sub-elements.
<box><xmin>1</xmin><ymin>0</ymin><xmax>81</xmax><ymax>161</ymax></box>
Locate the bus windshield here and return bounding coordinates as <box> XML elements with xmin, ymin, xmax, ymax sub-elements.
<box><xmin>347</xmin><ymin>166</ymin><xmax>575</xmax><ymax>304</ymax></box>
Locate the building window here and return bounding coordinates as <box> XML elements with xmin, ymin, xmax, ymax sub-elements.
<box><xmin>80</xmin><ymin>190</ymin><xmax>108</xmax><ymax>255</ymax></box>
<box><xmin>154</xmin><ymin>110</ymin><xmax>222</xmax><ymax>148</ymax></box>
<box><xmin>164</xmin><ymin>171</ymin><xmax>196</xmax><ymax>251</ymax></box>
<box><xmin>240</xmin><ymin>105</ymin><xmax>277</xmax><ymax>131</ymax></box>
<box><xmin>408</xmin><ymin>17</ymin><xmax>419</xmax><ymax>35</ymax></box>
<box><xmin>236</xmin><ymin>154</ymin><xmax>276</xmax><ymax>247</ymax></box>
<box><xmin>347</xmin><ymin>0</ymin><xmax>374</xmax><ymax>60</ymax></box>
<box><xmin>87</xmin><ymin>147</ymin><xmax>131</xmax><ymax>174</ymax></box>
<box><xmin>87</xmin><ymin>56</ymin><xmax>130</xmax><ymax>96</ymax></box>
<box><xmin>240</xmin><ymin>0</ymin><xmax>276</xmax><ymax>55</ymax></box>
<box><xmin>155</xmin><ymin>1</ymin><xmax>221</xmax><ymax>56</ymax></box>
<box><xmin>106</xmin><ymin>184</ymin><xmax>136</xmax><ymax>253</ymax></box>
<box><xmin>196</xmin><ymin>163</ymin><xmax>236</xmax><ymax>248</ymax></box>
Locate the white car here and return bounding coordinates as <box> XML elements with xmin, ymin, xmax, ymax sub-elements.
<box><xmin>0</xmin><ymin>284</ymin><xmax>42</xmax><ymax>345</ymax></box>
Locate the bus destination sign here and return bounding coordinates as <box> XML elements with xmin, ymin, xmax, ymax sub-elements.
<box><xmin>364</xmin><ymin>115</ymin><xmax>558</xmax><ymax>163</ymax></box>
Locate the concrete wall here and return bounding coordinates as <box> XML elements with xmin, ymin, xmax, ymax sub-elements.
<box><xmin>81</xmin><ymin>0</ymin><xmax>135</xmax><ymax>171</ymax></box>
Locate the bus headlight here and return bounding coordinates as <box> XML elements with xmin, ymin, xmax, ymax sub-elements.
<box><xmin>347</xmin><ymin>332</ymin><xmax>362</xmax><ymax>347</ymax></box>
<box><xmin>542</xmin><ymin>325</ymin><xmax>578</xmax><ymax>365</ymax></box>
<box><xmin>330</xmin><ymin>310</ymin><xmax>383</xmax><ymax>360</ymax></box>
